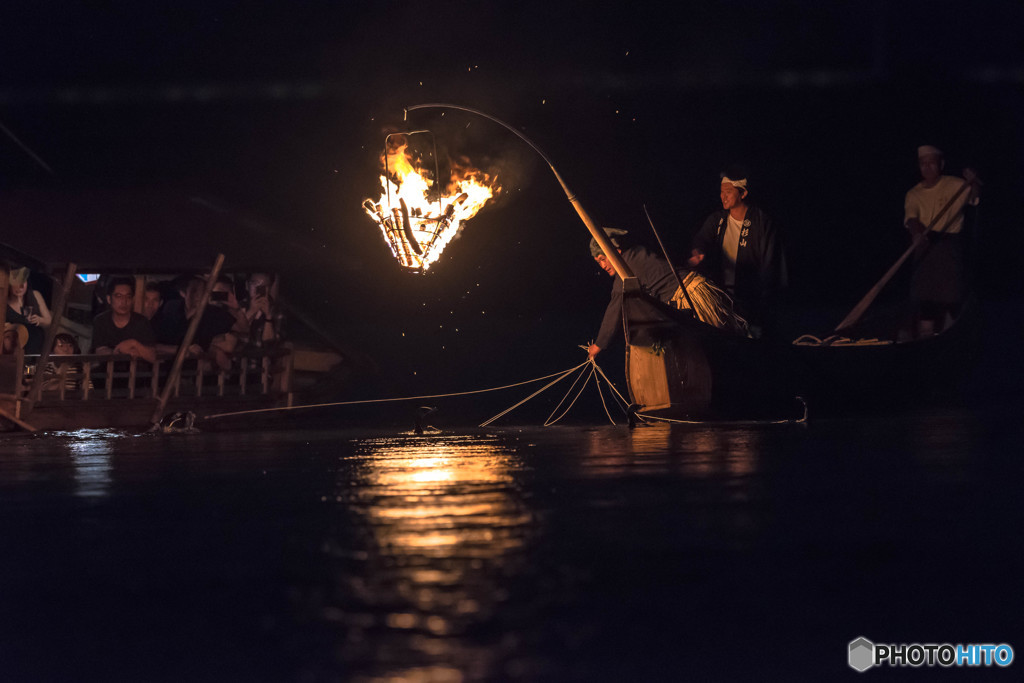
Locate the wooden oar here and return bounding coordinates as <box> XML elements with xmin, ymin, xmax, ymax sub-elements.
<box><xmin>150</xmin><ymin>253</ymin><xmax>225</xmax><ymax>426</ymax></box>
<box><xmin>834</xmin><ymin>178</ymin><xmax>976</xmax><ymax>332</ymax></box>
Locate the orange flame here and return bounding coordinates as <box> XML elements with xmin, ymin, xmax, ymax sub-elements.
<box><xmin>363</xmin><ymin>135</ymin><xmax>500</xmax><ymax>271</ymax></box>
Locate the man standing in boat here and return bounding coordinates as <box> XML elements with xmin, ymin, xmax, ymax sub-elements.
<box><xmin>587</xmin><ymin>229</ymin><xmax>746</xmax><ymax>361</ymax></box>
<box><xmin>687</xmin><ymin>168</ymin><xmax>787</xmax><ymax>337</ymax></box>
<box><xmin>91</xmin><ymin>276</ymin><xmax>157</xmax><ymax>364</ymax></box>
<box><xmin>904</xmin><ymin>145</ymin><xmax>980</xmax><ymax>337</ymax></box>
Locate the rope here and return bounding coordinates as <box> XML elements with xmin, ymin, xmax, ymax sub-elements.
<box><xmin>636</xmin><ymin>396</ymin><xmax>809</xmax><ymax>426</ymax></box>
<box><xmin>592</xmin><ymin>361</ymin><xmax>632</xmax><ymax>408</ymax></box>
<box><xmin>478</xmin><ymin>361</ymin><xmax>589</xmax><ymax>427</ymax></box>
<box><xmin>593</xmin><ymin>369</ymin><xmax>616</xmax><ymax>425</ymax></box>
<box><xmin>479</xmin><ymin>353</ymin><xmax>633</xmax><ymax>427</ymax></box>
<box><xmin>203</xmin><ymin>360</ymin><xmax>591</xmax><ymax>421</ymax></box>
<box><xmin>792</xmin><ymin>334</ymin><xmax>893</xmax><ymax>347</ymax></box>
<box><xmin>543</xmin><ymin>364</ymin><xmax>596</xmax><ymax>426</ymax></box>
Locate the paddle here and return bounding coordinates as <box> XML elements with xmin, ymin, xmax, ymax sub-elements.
<box><xmin>834</xmin><ymin>177</ymin><xmax>977</xmax><ymax>332</ymax></box>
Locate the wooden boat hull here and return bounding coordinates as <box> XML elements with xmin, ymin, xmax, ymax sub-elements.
<box><xmin>0</xmin><ymin>344</ymin><xmax>347</xmax><ymax>433</ymax></box>
<box><xmin>621</xmin><ymin>291</ymin><xmax>975</xmax><ymax>421</ymax></box>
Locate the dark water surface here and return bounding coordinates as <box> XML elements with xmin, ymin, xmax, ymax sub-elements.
<box><xmin>2</xmin><ymin>409</ymin><xmax>1022</xmax><ymax>682</ymax></box>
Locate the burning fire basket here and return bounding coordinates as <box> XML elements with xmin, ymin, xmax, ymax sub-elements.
<box><xmin>363</xmin><ymin>130</ymin><xmax>497</xmax><ymax>271</ymax></box>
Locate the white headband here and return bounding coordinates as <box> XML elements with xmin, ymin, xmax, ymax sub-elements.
<box><xmin>721</xmin><ymin>175</ymin><xmax>747</xmax><ymax>189</ymax></box>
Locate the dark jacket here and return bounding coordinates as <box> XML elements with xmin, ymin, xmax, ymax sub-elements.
<box><xmin>692</xmin><ymin>204</ymin><xmax>786</xmax><ymax>326</ymax></box>
<box><xmin>594</xmin><ymin>245</ymin><xmax>686</xmax><ymax>350</ymax></box>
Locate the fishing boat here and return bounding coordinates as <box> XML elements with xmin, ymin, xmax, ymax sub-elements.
<box><xmin>619</xmin><ymin>284</ymin><xmax>978</xmax><ymax>422</ymax></box>
<box><xmin>0</xmin><ymin>188</ymin><xmax>362</xmax><ymax>432</ymax></box>
<box><xmin>389</xmin><ymin>105</ymin><xmax>980</xmax><ymax>423</ymax></box>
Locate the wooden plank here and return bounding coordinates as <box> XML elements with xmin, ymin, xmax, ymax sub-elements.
<box><xmin>0</xmin><ymin>404</ymin><xmax>36</xmax><ymax>432</ymax></box>
<box><xmin>128</xmin><ymin>358</ymin><xmax>137</xmax><ymax>399</ymax></box>
<box><xmin>0</xmin><ymin>266</ymin><xmax>8</xmax><ymax>345</ymax></box>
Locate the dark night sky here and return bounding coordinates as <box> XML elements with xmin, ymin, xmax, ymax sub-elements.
<box><xmin>2</xmin><ymin>1</ymin><xmax>1022</xmax><ymax>397</ymax></box>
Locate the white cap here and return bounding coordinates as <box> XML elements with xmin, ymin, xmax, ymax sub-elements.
<box><xmin>917</xmin><ymin>145</ymin><xmax>943</xmax><ymax>159</ymax></box>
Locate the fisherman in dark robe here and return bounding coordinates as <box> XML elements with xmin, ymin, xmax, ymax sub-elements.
<box><xmin>588</xmin><ymin>229</ymin><xmax>747</xmax><ymax>360</ymax></box>
<box><xmin>688</xmin><ymin>169</ymin><xmax>787</xmax><ymax>337</ymax></box>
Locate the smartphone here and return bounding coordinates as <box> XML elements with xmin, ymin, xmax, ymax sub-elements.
<box><xmin>255</xmin><ymin>285</ymin><xmax>268</xmax><ymax>297</ymax></box>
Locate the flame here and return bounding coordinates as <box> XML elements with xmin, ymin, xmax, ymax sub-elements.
<box><xmin>363</xmin><ymin>134</ymin><xmax>500</xmax><ymax>271</ymax></box>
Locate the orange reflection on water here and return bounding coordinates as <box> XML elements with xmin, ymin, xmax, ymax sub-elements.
<box><xmin>332</xmin><ymin>433</ymin><xmax>534</xmax><ymax>681</ymax></box>
<box><xmin>580</xmin><ymin>423</ymin><xmax>762</xmax><ymax>479</ymax></box>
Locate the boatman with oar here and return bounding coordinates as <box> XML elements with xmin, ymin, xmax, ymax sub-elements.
<box><xmin>587</xmin><ymin>228</ymin><xmax>747</xmax><ymax>361</ymax></box>
<box><xmin>904</xmin><ymin>145</ymin><xmax>980</xmax><ymax>338</ymax></box>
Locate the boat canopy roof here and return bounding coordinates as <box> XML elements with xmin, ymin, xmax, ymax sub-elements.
<box><xmin>0</xmin><ymin>187</ymin><xmax>346</xmax><ymax>275</ymax></box>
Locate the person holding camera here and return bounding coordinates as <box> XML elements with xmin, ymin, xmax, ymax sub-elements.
<box><xmin>154</xmin><ymin>276</ymin><xmax>238</xmax><ymax>370</ymax></box>
<box><xmin>240</xmin><ymin>273</ymin><xmax>278</xmax><ymax>348</ymax></box>
<box><xmin>7</xmin><ymin>266</ymin><xmax>52</xmax><ymax>355</ymax></box>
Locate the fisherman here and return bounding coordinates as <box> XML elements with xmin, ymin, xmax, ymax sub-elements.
<box><xmin>587</xmin><ymin>228</ymin><xmax>746</xmax><ymax>361</ymax></box>
<box><xmin>903</xmin><ymin>145</ymin><xmax>980</xmax><ymax>337</ymax></box>
<box><xmin>687</xmin><ymin>168</ymin><xmax>787</xmax><ymax>337</ymax></box>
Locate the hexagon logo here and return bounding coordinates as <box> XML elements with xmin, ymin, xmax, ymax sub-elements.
<box><xmin>849</xmin><ymin>637</ymin><xmax>875</xmax><ymax>672</ymax></box>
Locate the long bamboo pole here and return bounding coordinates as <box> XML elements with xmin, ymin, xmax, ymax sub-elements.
<box><xmin>835</xmin><ymin>179</ymin><xmax>976</xmax><ymax>332</ymax></box>
<box><xmin>27</xmin><ymin>263</ymin><xmax>77</xmax><ymax>403</ymax></box>
<box><xmin>150</xmin><ymin>254</ymin><xmax>225</xmax><ymax>426</ymax></box>
<box><xmin>404</xmin><ymin>103</ymin><xmax>636</xmax><ymax>282</ymax></box>
<box><xmin>0</xmin><ymin>266</ymin><xmax>8</xmax><ymax>351</ymax></box>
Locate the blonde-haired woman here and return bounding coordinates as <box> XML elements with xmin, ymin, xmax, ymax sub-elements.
<box><xmin>7</xmin><ymin>267</ymin><xmax>52</xmax><ymax>354</ymax></box>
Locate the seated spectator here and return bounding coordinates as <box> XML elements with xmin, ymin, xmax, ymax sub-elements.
<box><xmin>7</xmin><ymin>266</ymin><xmax>53</xmax><ymax>354</ymax></box>
<box><xmin>205</xmin><ymin>277</ymin><xmax>243</xmax><ymax>369</ymax></box>
<box><xmin>155</xmin><ymin>276</ymin><xmax>237</xmax><ymax>370</ymax></box>
<box><xmin>142</xmin><ymin>282</ymin><xmax>163</xmax><ymax>321</ymax></box>
<box><xmin>240</xmin><ymin>272</ymin><xmax>279</xmax><ymax>348</ymax></box>
<box><xmin>90</xmin><ymin>276</ymin><xmax>157</xmax><ymax>364</ymax></box>
<box><xmin>42</xmin><ymin>333</ymin><xmax>89</xmax><ymax>392</ymax></box>
<box><xmin>3</xmin><ymin>322</ymin><xmax>28</xmax><ymax>355</ymax></box>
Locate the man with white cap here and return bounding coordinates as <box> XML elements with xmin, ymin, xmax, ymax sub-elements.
<box><xmin>903</xmin><ymin>145</ymin><xmax>980</xmax><ymax>336</ymax></box>
<box><xmin>687</xmin><ymin>167</ymin><xmax>787</xmax><ymax>336</ymax></box>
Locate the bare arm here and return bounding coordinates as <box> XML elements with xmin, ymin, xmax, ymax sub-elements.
<box><xmin>28</xmin><ymin>290</ymin><xmax>53</xmax><ymax>328</ymax></box>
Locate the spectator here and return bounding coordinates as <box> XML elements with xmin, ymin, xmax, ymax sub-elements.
<box><xmin>156</xmin><ymin>276</ymin><xmax>237</xmax><ymax>370</ymax></box>
<box><xmin>7</xmin><ymin>267</ymin><xmax>52</xmax><ymax>354</ymax></box>
<box><xmin>3</xmin><ymin>322</ymin><xmax>28</xmax><ymax>355</ymax></box>
<box><xmin>241</xmin><ymin>272</ymin><xmax>279</xmax><ymax>347</ymax></box>
<box><xmin>205</xmin><ymin>277</ymin><xmax>242</xmax><ymax>369</ymax></box>
<box><xmin>42</xmin><ymin>333</ymin><xmax>88</xmax><ymax>392</ymax></box>
<box><xmin>91</xmin><ymin>276</ymin><xmax>157</xmax><ymax>364</ymax></box>
<box><xmin>142</xmin><ymin>282</ymin><xmax>163</xmax><ymax>321</ymax></box>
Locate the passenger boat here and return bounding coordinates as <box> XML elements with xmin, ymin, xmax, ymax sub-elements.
<box><xmin>0</xmin><ymin>188</ymin><xmax>361</xmax><ymax>433</ymax></box>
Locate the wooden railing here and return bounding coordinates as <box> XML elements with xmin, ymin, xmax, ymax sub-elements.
<box><xmin>19</xmin><ymin>346</ymin><xmax>294</xmax><ymax>403</ymax></box>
